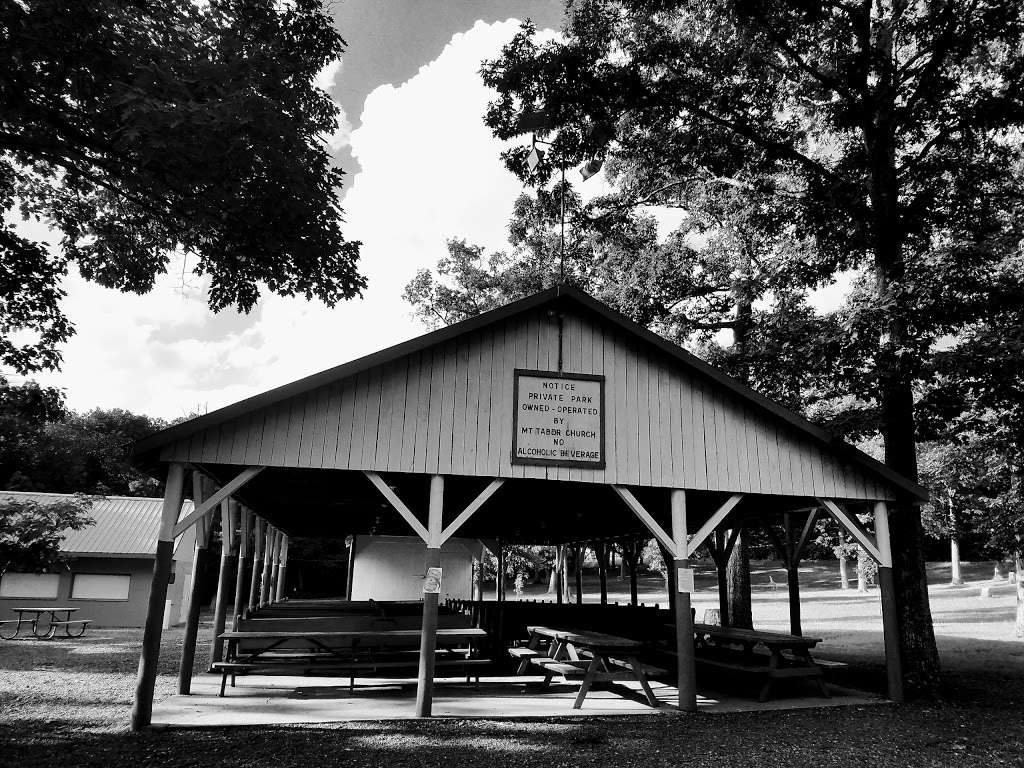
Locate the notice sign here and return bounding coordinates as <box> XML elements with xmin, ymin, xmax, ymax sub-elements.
<box><xmin>677</xmin><ymin>567</ymin><xmax>695</xmax><ymax>593</ymax></box>
<box><xmin>512</xmin><ymin>370</ymin><xmax>605</xmax><ymax>468</ymax></box>
<box><xmin>423</xmin><ymin>567</ymin><xmax>442</xmax><ymax>594</ymax></box>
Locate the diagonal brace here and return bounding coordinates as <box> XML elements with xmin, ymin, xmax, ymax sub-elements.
<box><xmin>612</xmin><ymin>485</ymin><xmax>675</xmax><ymax>555</ymax></box>
<box><xmin>817</xmin><ymin>498</ymin><xmax>882</xmax><ymax>564</ymax></box>
<box><xmin>364</xmin><ymin>471</ymin><xmax>430</xmax><ymax>543</ymax></box>
<box><xmin>687</xmin><ymin>494</ymin><xmax>744</xmax><ymax>555</ymax></box>
<box><xmin>439</xmin><ymin>479</ymin><xmax>504</xmax><ymax>546</ymax></box>
<box><xmin>172</xmin><ymin>466</ymin><xmax>265</xmax><ymax>538</ymax></box>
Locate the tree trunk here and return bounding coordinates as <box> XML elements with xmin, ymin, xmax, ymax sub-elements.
<box><xmin>727</xmin><ymin>530</ymin><xmax>753</xmax><ymax>629</ymax></box>
<box><xmin>839</xmin><ymin>555</ymin><xmax>850</xmax><ymax>590</ymax></box>
<box><xmin>1015</xmin><ymin>550</ymin><xmax>1023</xmax><ymax>639</ymax></box>
<box><xmin>596</xmin><ymin>542</ymin><xmax>608</xmax><ymax>605</ymax></box>
<box><xmin>950</xmin><ymin>538</ymin><xmax>962</xmax><ymax>586</ymax></box>
<box><xmin>948</xmin><ymin>494</ymin><xmax>963</xmax><ymax>585</ymax></box>
<box><xmin>546</xmin><ymin>567</ymin><xmax>557</xmax><ymax>597</ymax></box>
<box><xmin>864</xmin><ymin>8</ymin><xmax>941</xmax><ymax>694</ymax></box>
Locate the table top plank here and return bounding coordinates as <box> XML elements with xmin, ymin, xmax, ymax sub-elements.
<box><xmin>13</xmin><ymin>607</ymin><xmax>79</xmax><ymax>613</ymax></box>
<box><xmin>526</xmin><ymin>626</ymin><xmax>644</xmax><ymax>650</ymax></box>
<box><xmin>692</xmin><ymin>623</ymin><xmax>822</xmax><ymax>647</ymax></box>
<box><xmin>220</xmin><ymin>628</ymin><xmax>486</xmax><ymax>641</ymax></box>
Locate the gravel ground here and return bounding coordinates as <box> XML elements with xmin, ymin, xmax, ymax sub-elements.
<box><xmin>2</xmin><ymin>569</ymin><xmax>1023</xmax><ymax>767</ymax></box>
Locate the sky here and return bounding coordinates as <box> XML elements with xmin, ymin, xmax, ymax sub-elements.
<box><xmin>9</xmin><ymin>1</ymin><xmax>849</xmax><ymax>421</ymax></box>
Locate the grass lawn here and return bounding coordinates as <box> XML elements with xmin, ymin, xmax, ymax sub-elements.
<box><xmin>1</xmin><ymin>561</ymin><xmax>1022</xmax><ymax>767</ymax></box>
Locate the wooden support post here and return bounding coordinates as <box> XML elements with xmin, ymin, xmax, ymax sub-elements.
<box><xmin>596</xmin><ymin>541</ymin><xmax>608</xmax><ymax>605</ymax></box>
<box><xmin>269</xmin><ymin>529</ymin><xmax>282</xmax><ymax>603</ymax></box>
<box><xmin>714</xmin><ymin>531</ymin><xmax>730</xmax><ymax>627</ymax></box>
<box><xmin>231</xmin><ymin>503</ymin><xmax>249</xmax><ymax>631</ymax></box>
<box><xmin>574</xmin><ymin>544</ymin><xmax>583</xmax><ymax>605</ymax></box>
<box><xmin>259</xmin><ymin>525</ymin><xmax>275</xmax><ymax>607</ymax></box>
<box><xmin>495</xmin><ymin>539</ymin><xmax>504</xmax><ymax>601</ymax></box>
<box><xmin>874</xmin><ymin>501</ymin><xmax>904</xmax><ymax>703</ymax></box>
<box><xmin>208</xmin><ymin>500</ymin><xmax>236</xmax><ymax>668</ymax></box>
<box><xmin>247</xmin><ymin>517</ymin><xmax>264</xmax><ymax>614</ymax></box>
<box><xmin>275</xmin><ymin>535</ymin><xmax>289</xmax><ymax>601</ymax></box>
<box><xmin>131</xmin><ymin>462</ymin><xmax>186</xmax><ymax>730</ymax></box>
<box><xmin>178</xmin><ymin>473</ymin><xmax>210</xmax><ymax>695</ymax></box>
<box><xmin>784</xmin><ymin>513</ymin><xmax>802</xmax><ymax>636</ymax></box>
<box><xmin>555</xmin><ymin>545</ymin><xmax>564</xmax><ymax>605</ymax></box>
<box><xmin>345</xmin><ymin>534</ymin><xmax>356</xmax><ymax>600</ymax></box>
<box><xmin>672</xmin><ymin>489</ymin><xmax>697</xmax><ymax>712</ymax></box>
<box><xmin>415</xmin><ymin>474</ymin><xmax>444</xmax><ymax>718</ymax></box>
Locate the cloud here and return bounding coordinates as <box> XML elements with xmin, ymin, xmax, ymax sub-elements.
<box><xmin>315</xmin><ymin>58</ymin><xmax>354</xmax><ymax>155</ymax></box>
<box><xmin>16</xmin><ymin>19</ymin><xmax>538</xmax><ymax>420</ymax></box>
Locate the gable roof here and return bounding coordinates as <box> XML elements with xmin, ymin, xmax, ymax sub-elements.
<box><xmin>131</xmin><ymin>285</ymin><xmax>927</xmax><ymax>501</ymax></box>
<box><xmin>0</xmin><ymin>491</ymin><xmax>195</xmax><ymax>557</ymax></box>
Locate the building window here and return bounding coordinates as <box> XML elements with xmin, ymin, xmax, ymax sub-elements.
<box><xmin>70</xmin><ymin>574</ymin><xmax>131</xmax><ymax>601</ymax></box>
<box><xmin>0</xmin><ymin>572</ymin><xmax>60</xmax><ymax>599</ymax></box>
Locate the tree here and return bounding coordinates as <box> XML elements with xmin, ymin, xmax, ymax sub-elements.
<box><xmin>1</xmin><ymin>0</ymin><xmax>364</xmax><ymax>373</ymax></box>
<box><xmin>0</xmin><ymin>376</ymin><xmax>66</xmax><ymax>488</ymax></box>
<box><xmin>481</xmin><ymin>0</ymin><xmax>1024</xmax><ymax>694</ymax></box>
<box><xmin>0</xmin><ymin>495</ymin><xmax>94</xmax><ymax>573</ymax></box>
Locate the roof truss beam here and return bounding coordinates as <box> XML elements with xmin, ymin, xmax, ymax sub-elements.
<box><xmin>687</xmin><ymin>494</ymin><xmax>744</xmax><ymax>555</ymax></box>
<box><xmin>612</xmin><ymin>485</ymin><xmax>675</xmax><ymax>554</ymax></box>
<box><xmin>817</xmin><ymin>498</ymin><xmax>882</xmax><ymax>564</ymax></box>
<box><xmin>364</xmin><ymin>471</ymin><xmax>430</xmax><ymax>543</ymax></box>
<box><xmin>439</xmin><ymin>479</ymin><xmax>504</xmax><ymax>546</ymax></box>
<box><xmin>172</xmin><ymin>466</ymin><xmax>265</xmax><ymax>538</ymax></box>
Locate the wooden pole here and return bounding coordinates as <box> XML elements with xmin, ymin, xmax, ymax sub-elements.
<box><xmin>784</xmin><ymin>513</ymin><xmax>802</xmax><ymax>636</ymax></box>
<box><xmin>269</xmin><ymin>529</ymin><xmax>282</xmax><ymax>603</ymax></box>
<box><xmin>208</xmin><ymin>500</ymin><xmax>235</xmax><ymax>668</ymax></box>
<box><xmin>131</xmin><ymin>462</ymin><xmax>186</xmax><ymax>730</ymax></box>
<box><xmin>178</xmin><ymin>473</ymin><xmax>210</xmax><ymax>695</ymax></box>
<box><xmin>415</xmin><ymin>474</ymin><xmax>444</xmax><ymax>717</ymax></box>
<box><xmin>874</xmin><ymin>501</ymin><xmax>904</xmax><ymax>703</ymax></box>
<box><xmin>574</xmin><ymin>544</ymin><xmax>583</xmax><ymax>605</ymax></box>
<box><xmin>496</xmin><ymin>538</ymin><xmax>507</xmax><ymax>601</ymax></box>
<box><xmin>714</xmin><ymin>531</ymin><xmax>730</xmax><ymax>626</ymax></box>
<box><xmin>231</xmin><ymin>503</ymin><xmax>249</xmax><ymax>630</ymax></box>
<box><xmin>247</xmin><ymin>517</ymin><xmax>264</xmax><ymax>614</ymax></box>
<box><xmin>555</xmin><ymin>545</ymin><xmax>564</xmax><ymax>604</ymax></box>
<box><xmin>259</xmin><ymin>525</ymin><xmax>274</xmax><ymax>607</ymax></box>
<box><xmin>596</xmin><ymin>542</ymin><xmax>608</xmax><ymax>605</ymax></box>
<box><xmin>672</xmin><ymin>489</ymin><xmax>697</xmax><ymax>712</ymax></box>
<box><xmin>345</xmin><ymin>534</ymin><xmax>357</xmax><ymax>600</ymax></box>
<box><xmin>275</xmin><ymin>535</ymin><xmax>289</xmax><ymax>601</ymax></box>
<box><xmin>628</xmin><ymin>539</ymin><xmax>639</xmax><ymax>607</ymax></box>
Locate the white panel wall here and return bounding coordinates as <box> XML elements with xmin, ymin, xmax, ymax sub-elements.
<box><xmin>350</xmin><ymin>535</ymin><xmax>476</xmax><ymax>601</ymax></box>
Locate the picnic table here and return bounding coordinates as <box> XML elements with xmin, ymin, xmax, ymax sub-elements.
<box><xmin>689</xmin><ymin>623</ymin><xmax>829</xmax><ymax>701</ymax></box>
<box><xmin>0</xmin><ymin>607</ymin><xmax>91</xmax><ymax>640</ymax></box>
<box><xmin>511</xmin><ymin>625</ymin><xmax>664</xmax><ymax>709</ymax></box>
<box><xmin>214</xmin><ymin>627</ymin><xmax>489</xmax><ymax>696</ymax></box>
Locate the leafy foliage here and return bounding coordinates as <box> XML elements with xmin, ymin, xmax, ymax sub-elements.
<box><xmin>480</xmin><ymin>0</ymin><xmax>1024</xmax><ymax>690</ymax></box>
<box><xmin>1</xmin><ymin>0</ymin><xmax>365</xmax><ymax>372</ymax></box>
<box><xmin>0</xmin><ymin>495</ymin><xmax>94</xmax><ymax>573</ymax></box>
<box><xmin>0</xmin><ymin>377</ymin><xmax>165</xmax><ymax>495</ymax></box>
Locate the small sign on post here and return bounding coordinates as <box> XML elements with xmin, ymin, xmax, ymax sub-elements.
<box><xmin>677</xmin><ymin>567</ymin><xmax>695</xmax><ymax>593</ymax></box>
<box><xmin>423</xmin><ymin>567</ymin><xmax>442</xmax><ymax>594</ymax></box>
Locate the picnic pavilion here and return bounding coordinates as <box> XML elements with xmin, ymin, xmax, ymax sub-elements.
<box><xmin>128</xmin><ymin>285</ymin><xmax>927</xmax><ymax>730</ymax></box>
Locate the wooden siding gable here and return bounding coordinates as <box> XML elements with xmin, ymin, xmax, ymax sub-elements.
<box><xmin>159</xmin><ymin>303</ymin><xmax>900</xmax><ymax>501</ymax></box>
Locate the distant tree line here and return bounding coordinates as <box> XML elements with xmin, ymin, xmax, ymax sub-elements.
<box><xmin>0</xmin><ymin>376</ymin><xmax>168</xmax><ymax>497</ymax></box>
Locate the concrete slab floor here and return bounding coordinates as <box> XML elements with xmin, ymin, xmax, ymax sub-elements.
<box><xmin>152</xmin><ymin>674</ymin><xmax>888</xmax><ymax>728</ymax></box>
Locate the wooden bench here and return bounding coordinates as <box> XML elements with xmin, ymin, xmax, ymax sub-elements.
<box><xmin>212</xmin><ymin>655</ymin><xmax>491</xmax><ymax>696</ymax></box>
<box><xmin>692</xmin><ymin>645</ymin><xmax>829</xmax><ymax>701</ymax></box>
